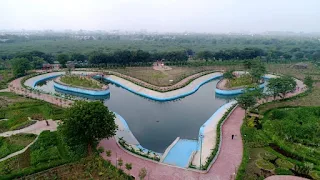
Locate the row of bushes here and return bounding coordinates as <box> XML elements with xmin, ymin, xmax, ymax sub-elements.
<box><xmin>118</xmin><ymin>139</ymin><xmax>160</xmax><ymax>162</ymax></box>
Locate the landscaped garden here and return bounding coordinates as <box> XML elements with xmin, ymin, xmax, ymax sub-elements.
<box><xmin>0</xmin><ymin>92</ymin><xmax>65</xmax><ymax>133</ymax></box>
<box><xmin>60</xmin><ymin>75</ymin><xmax>103</xmax><ymax>89</ymax></box>
<box><xmin>237</xmin><ymin>107</ymin><xmax>320</xmax><ymax>180</ymax></box>
<box><xmin>0</xmin><ymin>131</ymin><xmax>80</xmax><ymax>179</ymax></box>
<box><xmin>0</xmin><ymin>134</ymin><xmax>37</xmax><ymax>159</ymax></box>
<box><xmin>0</xmin><ymin>70</ymin><xmax>14</xmax><ymax>89</ymax></box>
<box><xmin>226</xmin><ymin>74</ymin><xmax>256</xmax><ymax>88</ymax></box>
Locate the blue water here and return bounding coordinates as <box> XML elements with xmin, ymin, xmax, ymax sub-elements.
<box><xmin>163</xmin><ymin>139</ymin><xmax>198</xmax><ymax>168</ymax></box>
<box><xmin>35</xmin><ymin>78</ymin><xmax>234</xmax><ymax>153</ymax></box>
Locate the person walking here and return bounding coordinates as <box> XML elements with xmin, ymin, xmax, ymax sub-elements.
<box><xmin>232</xmin><ymin>134</ymin><xmax>234</xmax><ymax>139</ymax></box>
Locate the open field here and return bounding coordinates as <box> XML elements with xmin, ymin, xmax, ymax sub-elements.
<box><xmin>112</xmin><ymin>65</ymin><xmax>242</xmax><ymax>86</ymax></box>
<box><xmin>0</xmin><ymin>92</ymin><xmax>65</xmax><ymax>133</ymax></box>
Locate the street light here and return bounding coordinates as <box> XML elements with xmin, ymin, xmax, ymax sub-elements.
<box><xmin>199</xmin><ymin>134</ymin><xmax>204</xmax><ymax>170</ymax></box>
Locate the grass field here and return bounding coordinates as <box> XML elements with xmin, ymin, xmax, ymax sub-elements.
<box><xmin>0</xmin><ymin>134</ymin><xmax>37</xmax><ymax>159</ymax></box>
<box><xmin>0</xmin><ymin>92</ymin><xmax>65</xmax><ymax>133</ymax></box>
<box><xmin>112</xmin><ymin>65</ymin><xmax>242</xmax><ymax>86</ymax></box>
<box><xmin>60</xmin><ymin>75</ymin><xmax>103</xmax><ymax>89</ymax></box>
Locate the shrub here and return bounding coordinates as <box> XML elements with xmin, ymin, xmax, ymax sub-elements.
<box><xmin>275</xmin><ymin>158</ymin><xmax>294</xmax><ymax>169</ymax></box>
<box><xmin>275</xmin><ymin>168</ymin><xmax>294</xmax><ymax>175</ymax></box>
<box><xmin>97</xmin><ymin>146</ymin><xmax>104</xmax><ymax>153</ymax></box>
<box><xmin>270</xmin><ymin>109</ymin><xmax>287</xmax><ymax>120</ymax></box>
<box><xmin>262</xmin><ymin>152</ymin><xmax>277</xmax><ymax>161</ymax></box>
<box><xmin>255</xmin><ymin>159</ymin><xmax>275</xmax><ymax>171</ymax></box>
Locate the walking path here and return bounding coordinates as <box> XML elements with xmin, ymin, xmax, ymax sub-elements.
<box><xmin>0</xmin><ymin>120</ymin><xmax>58</xmax><ymax>137</ymax></box>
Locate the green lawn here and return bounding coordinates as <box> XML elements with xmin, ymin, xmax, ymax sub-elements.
<box><xmin>60</xmin><ymin>75</ymin><xmax>102</xmax><ymax>89</ymax></box>
<box><xmin>0</xmin><ymin>92</ymin><xmax>65</xmax><ymax>133</ymax></box>
<box><xmin>237</xmin><ymin>107</ymin><xmax>320</xmax><ymax>180</ymax></box>
<box><xmin>0</xmin><ymin>134</ymin><xmax>37</xmax><ymax>159</ymax></box>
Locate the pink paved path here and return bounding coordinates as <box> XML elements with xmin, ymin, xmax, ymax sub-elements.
<box><xmin>99</xmin><ymin>107</ymin><xmax>245</xmax><ymax>180</ymax></box>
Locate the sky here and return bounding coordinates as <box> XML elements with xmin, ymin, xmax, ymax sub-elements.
<box><xmin>0</xmin><ymin>0</ymin><xmax>320</xmax><ymax>33</ymax></box>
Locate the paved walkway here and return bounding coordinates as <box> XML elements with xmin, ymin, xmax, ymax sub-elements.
<box><xmin>265</xmin><ymin>175</ymin><xmax>309</xmax><ymax>180</ymax></box>
<box><xmin>0</xmin><ymin>120</ymin><xmax>58</xmax><ymax>137</ymax></box>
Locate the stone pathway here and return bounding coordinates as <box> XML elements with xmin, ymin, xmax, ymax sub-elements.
<box><xmin>0</xmin><ymin>120</ymin><xmax>58</xmax><ymax>137</ymax></box>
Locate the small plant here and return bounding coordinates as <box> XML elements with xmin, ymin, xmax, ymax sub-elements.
<box><xmin>106</xmin><ymin>150</ymin><xmax>112</xmax><ymax>157</ymax></box>
<box><xmin>118</xmin><ymin>158</ymin><xmax>123</xmax><ymax>169</ymax></box>
<box><xmin>138</xmin><ymin>168</ymin><xmax>147</xmax><ymax>180</ymax></box>
<box><xmin>125</xmin><ymin>163</ymin><xmax>132</xmax><ymax>174</ymax></box>
<box><xmin>97</xmin><ymin>146</ymin><xmax>104</xmax><ymax>153</ymax></box>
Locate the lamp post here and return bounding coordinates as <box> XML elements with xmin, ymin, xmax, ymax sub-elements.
<box><xmin>199</xmin><ymin>134</ymin><xmax>204</xmax><ymax>170</ymax></box>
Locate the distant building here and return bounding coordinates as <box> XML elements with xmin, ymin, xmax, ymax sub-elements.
<box><xmin>42</xmin><ymin>61</ymin><xmax>62</xmax><ymax>71</ymax></box>
<box><xmin>293</xmin><ymin>63</ymin><xmax>308</xmax><ymax>69</ymax></box>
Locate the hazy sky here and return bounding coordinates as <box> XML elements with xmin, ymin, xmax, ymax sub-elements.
<box><xmin>1</xmin><ymin>0</ymin><xmax>320</xmax><ymax>33</ymax></box>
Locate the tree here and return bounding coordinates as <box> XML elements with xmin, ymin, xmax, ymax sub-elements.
<box><xmin>223</xmin><ymin>70</ymin><xmax>234</xmax><ymax>81</ymax></box>
<box><xmin>243</xmin><ymin>60</ymin><xmax>253</xmax><ymax>69</ymax></box>
<box><xmin>278</xmin><ymin>76</ymin><xmax>297</xmax><ymax>98</ymax></box>
<box><xmin>71</xmin><ymin>53</ymin><xmax>86</xmax><ymax>62</ymax></box>
<box><xmin>139</xmin><ymin>168</ymin><xmax>147</xmax><ymax>180</ymax></box>
<box><xmin>118</xmin><ymin>158</ymin><xmax>123</xmax><ymax>169</ymax></box>
<box><xmin>267</xmin><ymin>76</ymin><xmax>297</xmax><ymax>99</ymax></box>
<box><xmin>267</xmin><ymin>78</ymin><xmax>281</xmax><ymax>100</ymax></box>
<box><xmin>249</xmin><ymin>61</ymin><xmax>266</xmax><ymax>83</ymax></box>
<box><xmin>125</xmin><ymin>163</ymin><xmax>132</xmax><ymax>174</ymax></box>
<box><xmin>10</xmin><ymin>58</ymin><xmax>31</xmax><ymax>77</ymax></box>
<box><xmin>60</xmin><ymin>101</ymin><xmax>117</xmax><ymax>155</ymax></box>
<box><xmin>31</xmin><ymin>56</ymin><xmax>45</xmax><ymax>69</ymax></box>
<box><xmin>304</xmin><ymin>75</ymin><xmax>313</xmax><ymax>90</ymax></box>
<box><xmin>236</xmin><ymin>91</ymin><xmax>257</xmax><ymax>114</ymax></box>
<box><xmin>56</xmin><ymin>54</ymin><xmax>70</xmax><ymax>66</ymax></box>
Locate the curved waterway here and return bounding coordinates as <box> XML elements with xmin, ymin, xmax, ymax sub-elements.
<box><xmin>35</xmin><ymin>78</ymin><xmax>235</xmax><ymax>153</ymax></box>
